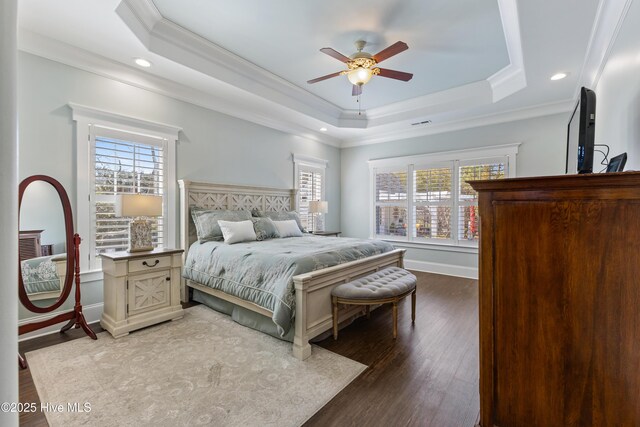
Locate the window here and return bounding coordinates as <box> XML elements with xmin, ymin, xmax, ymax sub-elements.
<box><xmin>457</xmin><ymin>161</ymin><xmax>505</xmax><ymax>241</ymax></box>
<box><xmin>374</xmin><ymin>169</ymin><xmax>407</xmax><ymax>237</ymax></box>
<box><xmin>370</xmin><ymin>145</ymin><xmax>518</xmax><ymax>248</ymax></box>
<box><xmin>72</xmin><ymin>105</ymin><xmax>179</xmax><ymax>273</ymax></box>
<box><xmin>92</xmin><ymin>129</ymin><xmax>166</xmax><ymax>258</ymax></box>
<box><xmin>294</xmin><ymin>154</ymin><xmax>327</xmax><ymax>231</ymax></box>
<box><xmin>413</xmin><ymin>164</ymin><xmax>453</xmax><ymax>241</ymax></box>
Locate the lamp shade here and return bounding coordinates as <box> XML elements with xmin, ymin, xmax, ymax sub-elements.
<box><xmin>308</xmin><ymin>201</ymin><xmax>328</xmax><ymax>214</ymax></box>
<box><xmin>115</xmin><ymin>194</ymin><xmax>163</xmax><ymax>217</ymax></box>
<box><xmin>347</xmin><ymin>67</ymin><xmax>373</xmax><ymax>86</ymax></box>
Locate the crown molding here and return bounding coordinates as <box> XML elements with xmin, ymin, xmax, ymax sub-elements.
<box><xmin>575</xmin><ymin>0</ymin><xmax>633</xmax><ymax>97</ymax></box>
<box><xmin>18</xmin><ymin>30</ymin><xmax>342</xmax><ymax>148</ymax></box>
<box><xmin>116</xmin><ymin>0</ymin><xmax>343</xmax><ymax>125</ymax></box>
<box><xmin>341</xmin><ymin>100</ymin><xmax>574</xmax><ymax>148</ymax></box>
<box><xmin>365</xmin><ymin>80</ymin><xmax>493</xmax><ymax>127</ymax></box>
<box><xmin>18</xmin><ymin>28</ymin><xmax>551</xmax><ymax>150</ymax></box>
<box><xmin>113</xmin><ymin>0</ymin><xmax>162</xmax><ymax>44</ymax></box>
<box><xmin>19</xmin><ymin>0</ymin><xmax>534</xmax><ymax>149</ymax></box>
<box><xmin>116</xmin><ymin>0</ymin><xmax>527</xmax><ymax>130</ymax></box>
<box><xmin>488</xmin><ymin>0</ymin><xmax>527</xmax><ymax>102</ymax></box>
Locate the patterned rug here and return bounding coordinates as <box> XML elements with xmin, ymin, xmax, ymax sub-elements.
<box><xmin>27</xmin><ymin>305</ymin><xmax>366</xmax><ymax>426</ymax></box>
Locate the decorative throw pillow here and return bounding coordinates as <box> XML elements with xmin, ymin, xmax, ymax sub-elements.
<box><xmin>218</xmin><ymin>220</ymin><xmax>257</xmax><ymax>244</ymax></box>
<box><xmin>251</xmin><ymin>217</ymin><xmax>280</xmax><ymax>241</ymax></box>
<box><xmin>266</xmin><ymin>211</ymin><xmax>307</xmax><ymax>233</ymax></box>
<box><xmin>191</xmin><ymin>208</ymin><xmax>252</xmax><ymax>242</ymax></box>
<box><xmin>273</xmin><ymin>220</ymin><xmax>304</xmax><ymax>238</ymax></box>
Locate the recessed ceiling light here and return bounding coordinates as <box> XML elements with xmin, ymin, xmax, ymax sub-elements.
<box><xmin>550</xmin><ymin>72</ymin><xmax>568</xmax><ymax>81</ymax></box>
<box><xmin>135</xmin><ymin>58</ymin><xmax>152</xmax><ymax>68</ymax></box>
<box><xmin>319</xmin><ymin>127</ymin><xmax>328</xmax><ymax>132</ymax></box>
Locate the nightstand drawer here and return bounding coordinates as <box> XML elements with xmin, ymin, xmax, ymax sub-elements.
<box><xmin>129</xmin><ymin>255</ymin><xmax>171</xmax><ymax>273</ymax></box>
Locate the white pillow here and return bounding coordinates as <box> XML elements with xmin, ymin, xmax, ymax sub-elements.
<box><xmin>218</xmin><ymin>220</ymin><xmax>257</xmax><ymax>244</ymax></box>
<box><xmin>273</xmin><ymin>219</ymin><xmax>304</xmax><ymax>238</ymax></box>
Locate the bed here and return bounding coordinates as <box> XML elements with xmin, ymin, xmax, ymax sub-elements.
<box><xmin>179</xmin><ymin>180</ymin><xmax>405</xmax><ymax>360</ymax></box>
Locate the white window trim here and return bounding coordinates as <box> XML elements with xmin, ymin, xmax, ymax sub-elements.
<box><xmin>368</xmin><ymin>143</ymin><xmax>519</xmax><ymax>248</ymax></box>
<box><xmin>70</xmin><ymin>103</ymin><xmax>181</xmax><ymax>275</ymax></box>
<box><xmin>293</xmin><ymin>153</ymin><xmax>328</xmax><ymax>210</ymax></box>
<box><xmin>368</xmin><ymin>143</ymin><xmax>520</xmax><ymax>169</ymax></box>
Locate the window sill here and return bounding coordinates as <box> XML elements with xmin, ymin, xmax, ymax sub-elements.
<box><xmin>376</xmin><ymin>238</ymin><xmax>479</xmax><ymax>254</ymax></box>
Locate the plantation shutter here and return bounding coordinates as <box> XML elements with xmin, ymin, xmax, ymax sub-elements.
<box><xmin>369</xmin><ymin>146</ymin><xmax>515</xmax><ymax>246</ymax></box>
<box><xmin>412</xmin><ymin>163</ymin><xmax>454</xmax><ymax>242</ymax></box>
<box><xmin>457</xmin><ymin>158</ymin><xmax>506</xmax><ymax>242</ymax></box>
<box><xmin>298</xmin><ymin>166</ymin><xmax>324</xmax><ymax>230</ymax></box>
<box><xmin>374</xmin><ymin>169</ymin><xmax>408</xmax><ymax>237</ymax></box>
<box><xmin>90</xmin><ymin>127</ymin><xmax>167</xmax><ymax>262</ymax></box>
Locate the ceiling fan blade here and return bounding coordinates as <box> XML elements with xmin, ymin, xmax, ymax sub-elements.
<box><xmin>307</xmin><ymin>71</ymin><xmax>342</xmax><ymax>84</ymax></box>
<box><xmin>378</xmin><ymin>68</ymin><xmax>413</xmax><ymax>81</ymax></box>
<box><xmin>320</xmin><ymin>47</ymin><xmax>351</xmax><ymax>63</ymax></box>
<box><xmin>373</xmin><ymin>41</ymin><xmax>409</xmax><ymax>63</ymax></box>
<box><xmin>352</xmin><ymin>84</ymin><xmax>362</xmax><ymax>96</ymax></box>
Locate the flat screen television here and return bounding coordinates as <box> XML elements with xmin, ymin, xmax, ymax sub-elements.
<box><xmin>566</xmin><ymin>87</ymin><xmax>596</xmax><ymax>174</ymax></box>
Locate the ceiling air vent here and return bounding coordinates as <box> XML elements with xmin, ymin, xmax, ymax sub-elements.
<box><xmin>411</xmin><ymin>120</ymin><xmax>431</xmax><ymax>126</ymax></box>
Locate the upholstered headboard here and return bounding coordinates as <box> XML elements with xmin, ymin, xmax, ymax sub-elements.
<box><xmin>178</xmin><ymin>180</ymin><xmax>297</xmax><ymax>251</ymax></box>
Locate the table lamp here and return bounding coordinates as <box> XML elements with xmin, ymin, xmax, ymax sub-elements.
<box><xmin>115</xmin><ymin>194</ymin><xmax>163</xmax><ymax>252</ymax></box>
<box><xmin>308</xmin><ymin>200</ymin><xmax>328</xmax><ymax>232</ymax></box>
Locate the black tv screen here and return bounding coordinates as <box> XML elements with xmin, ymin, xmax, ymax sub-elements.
<box><xmin>566</xmin><ymin>87</ymin><xmax>596</xmax><ymax>174</ymax></box>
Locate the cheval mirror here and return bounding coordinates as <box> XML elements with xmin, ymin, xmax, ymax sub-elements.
<box><xmin>18</xmin><ymin>175</ymin><xmax>97</xmax><ymax>368</ymax></box>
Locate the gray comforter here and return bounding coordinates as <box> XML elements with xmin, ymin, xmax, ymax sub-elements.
<box><xmin>183</xmin><ymin>235</ymin><xmax>394</xmax><ymax>336</ymax></box>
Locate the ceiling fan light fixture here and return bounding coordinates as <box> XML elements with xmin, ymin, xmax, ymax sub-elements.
<box><xmin>347</xmin><ymin>67</ymin><xmax>373</xmax><ymax>86</ymax></box>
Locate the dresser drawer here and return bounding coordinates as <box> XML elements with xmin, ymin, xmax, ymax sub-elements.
<box><xmin>128</xmin><ymin>255</ymin><xmax>171</xmax><ymax>274</ymax></box>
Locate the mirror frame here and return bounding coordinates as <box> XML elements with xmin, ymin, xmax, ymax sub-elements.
<box><xmin>18</xmin><ymin>175</ymin><xmax>75</xmax><ymax>313</ymax></box>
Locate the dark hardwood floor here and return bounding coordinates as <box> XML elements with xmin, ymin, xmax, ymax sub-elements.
<box><xmin>307</xmin><ymin>271</ymin><xmax>479</xmax><ymax>427</ymax></box>
<box><xmin>18</xmin><ymin>272</ymin><xmax>479</xmax><ymax>426</ymax></box>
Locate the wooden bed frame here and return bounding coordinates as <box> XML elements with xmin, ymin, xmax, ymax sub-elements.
<box><xmin>179</xmin><ymin>180</ymin><xmax>405</xmax><ymax>360</ymax></box>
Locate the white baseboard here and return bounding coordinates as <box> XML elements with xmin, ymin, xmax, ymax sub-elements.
<box><xmin>19</xmin><ymin>303</ymin><xmax>103</xmax><ymax>342</ymax></box>
<box><xmin>404</xmin><ymin>259</ymin><xmax>478</xmax><ymax>280</ymax></box>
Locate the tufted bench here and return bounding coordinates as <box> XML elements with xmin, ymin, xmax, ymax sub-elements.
<box><xmin>331</xmin><ymin>267</ymin><xmax>417</xmax><ymax>340</ymax></box>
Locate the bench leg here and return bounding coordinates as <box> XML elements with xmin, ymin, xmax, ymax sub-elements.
<box><xmin>332</xmin><ymin>297</ymin><xmax>339</xmax><ymax>340</ymax></box>
<box><xmin>393</xmin><ymin>300</ymin><xmax>398</xmax><ymax>339</ymax></box>
<box><xmin>411</xmin><ymin>289</ymin><xmax>416</xmax><ymax>323</ymax></box>
<box><xmin>365</xmin><ymin>305</ymin><xmax>371</xmax><ymax>319</ymax></box>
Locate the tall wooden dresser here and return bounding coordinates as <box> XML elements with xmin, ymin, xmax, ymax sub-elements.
<box><xmin>470</xmin><ymin>173</ymin><xmax>640</xmax><ymax>427</ymax></box>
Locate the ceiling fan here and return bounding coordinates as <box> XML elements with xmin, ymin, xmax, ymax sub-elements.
<box><xmin>307</xmin><ymin>40</ymin><xmax>413</xmax><ymax>96</ymax></box>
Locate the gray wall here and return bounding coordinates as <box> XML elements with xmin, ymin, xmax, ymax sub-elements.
<box><xmin>340</xmin><ymin>113</ymin><xmax>568</xmax><ymax>270</ymax></box>
<box><xmin>17</xmin><ymin>52</ymin><xmax>341</xmax><ymax>320</ymax></box>
<box><xmin>594</xmin><ymin>0</ymin><xmax>640</xmax><ymax>170</ymax></box>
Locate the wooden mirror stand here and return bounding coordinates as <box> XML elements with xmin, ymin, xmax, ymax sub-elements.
<box><xmin>18</xmin><ymin>175</ymin><xmax>97</xmax><ymax>369</ymax></box>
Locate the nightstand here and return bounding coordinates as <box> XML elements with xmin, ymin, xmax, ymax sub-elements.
<box><xmin>311</xmin><ymin>231</ymin><xmax>341</xmax><ymax>237</ymax></box>
<box><xmin>100</xmin><ymin>248</ymin><xmax>184</xmax><ymax>338</ymax></box>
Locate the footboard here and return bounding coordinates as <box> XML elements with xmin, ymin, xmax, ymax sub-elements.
<box><xmin>291</xmin><ymin>248</ymin><xmax>405</xmax><ymax>360</ymax></box>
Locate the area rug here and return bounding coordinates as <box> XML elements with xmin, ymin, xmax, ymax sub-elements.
<box><xmin>26</xmin><ymin>305</ymin><xmax>366</xmax><ymax>426</ymax></box>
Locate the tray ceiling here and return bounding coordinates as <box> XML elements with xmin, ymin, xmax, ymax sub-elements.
<box><xmin>152</xmin><ymin>0</ymin><xmax>510</xmax><ymax>110</ymax></box>
<box><xmin>17</xmin><ymin>0</ymin><xmax>602</xmax><ymax>146</ymax></box>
